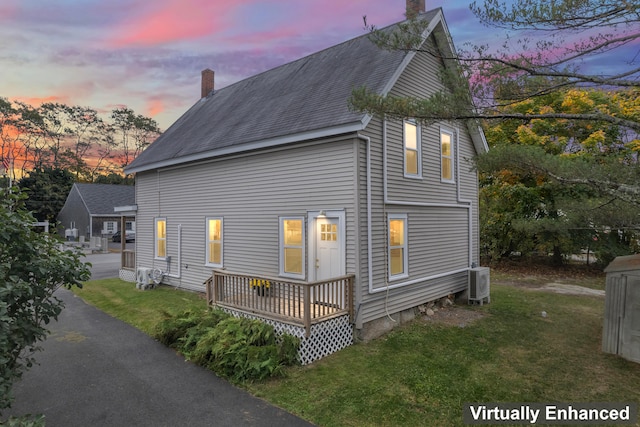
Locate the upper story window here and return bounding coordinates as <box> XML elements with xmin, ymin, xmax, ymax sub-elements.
<box><xmin>155</xmin><ymin>218</ymin><xmax>166</xmax><ymax>259</ymax></box>
<box><xmin>404</xmin><ymin>120</ymin><xmax>421</xmax><ymax>178</ymax></box>
<box><xmin>441</xmin><ymin>128</ymin><xmax>455</xmax><ymax>183</ymax></box>
<box><xmin>279</xmin><ymin>217</ymin><xmax>305</xmax><ymax>279</ymax></box>
<box><xmin>206</xmin><ymin>217</ymin><xmax>223</xmax><ymax>267</ymax></box>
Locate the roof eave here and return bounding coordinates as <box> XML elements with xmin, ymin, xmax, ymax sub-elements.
<box><xmin>466</xmin><ymin>121</ymin><xmax>490</xmax><ymax>154</ymax></box>
<box><xmin>125</xmin><ymin>119</ymin><xmax>368</xmax><ymax>174</ymax></box>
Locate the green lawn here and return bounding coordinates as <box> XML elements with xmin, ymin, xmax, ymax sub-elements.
<box><xmin>72</xmin><ymin>273</ymin><xmax>640</xmax><ymax>427</ymax></box>
<box><xmin>72</xmin><ymin>279</ymin><xmax>208</xmax><ymax>335</ymax></box>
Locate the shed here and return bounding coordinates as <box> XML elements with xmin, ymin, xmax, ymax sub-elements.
<box><xmin>602</xmin><ymin>254</ymin><xmax>640</xmax><ymax>363</ymax></box>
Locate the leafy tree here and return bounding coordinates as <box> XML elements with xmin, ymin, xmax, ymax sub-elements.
<box><xmin>62</xmin><ymin>105</ymin><xmax>105</xmax><ymax>181</ymax></box>
<box><xmin>0</xmin><ymin>98</ymin><xmax>44</xmax><ymax>179</ymax></box>
<box><xmin>93</xmin><ymin>172</ymin><xmax>134</xmax><ymax>185</ymax></box>
<box><xmin>110</xmin><ymin>107</ymin><xmax>161</xmax><ymax>171</ymax></box>
<box><xmin>0</xmin><ymin>97</ymin><xmax>161</xmax><ymax>181</ymax></box>
<box><xmin>478</xmin><ymin>89</ymin><xmax>639</xmax><ymax>264</ymax></box>
<box><xmin>350</xmin><ymin>0</ymin><xmax>640</xmax><ymax>195</ymax></box>
<box><xmin>17</xmin><ymin>167</ymin><xmax>75</xmax><ymax>222</ymax></box>
<box><xmin>0</xmin><ymin>190</ymin><xmax>91</xmax><ymax>413</ymax></box>
<box><xmin>351</xmin><ymin>1</ymin><xmax>640</xmax><ymax>264</ymax></box>
<box><xmin>352</xmin><ymin>0</ymin><xmax>640</xmax><ymax>130</ymax></box>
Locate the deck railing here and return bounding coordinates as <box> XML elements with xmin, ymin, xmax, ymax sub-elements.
<box><xmin>206</xmin><ymin>270</ymin><xmax>354</xmax><ymax>337</ymax></box>
<box><xmin>121</xmin><ymin>250</ymin><xmax>135</xmax><ymax>269</ymax></box>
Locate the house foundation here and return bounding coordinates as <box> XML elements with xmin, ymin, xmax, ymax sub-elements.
<box><xmin>356</xmin><ymin>307</ymin><xmax>418</xmax><ymax>342</ymax></box>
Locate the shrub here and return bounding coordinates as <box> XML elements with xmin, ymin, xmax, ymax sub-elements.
<box><xmin>0</xmin><ymin>190</ymin><xmax>90</xmax><ymax>413</ymax></box>
<box><xmin>153</xmin><ymin>310</ymin><xmax>300</xmax><ymax>383</ymax></box>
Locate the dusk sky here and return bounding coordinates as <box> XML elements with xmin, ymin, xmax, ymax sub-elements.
<box><xmin>0</xmin><ymin>0</ymin><xmax>495</xmax><ymax>130</ymax></box>
<box><xmin>1</xmin><ymin>1</ymin><xmax>635</xmax><ymax>131</ymax></box>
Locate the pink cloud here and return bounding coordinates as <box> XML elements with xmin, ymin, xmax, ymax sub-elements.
<box><xmin>107</xmin><ymin>0</ymin><xmax>252</xmax><ymax>47</ymax></box>
<box><xmin>0</xmin><ymin>0</ymin><xmax>18</xmax><ymax>21</ymax></box>
<box><xmin>12</xmin><ymin>95</ymin><xmax>70</xmax><ymax>106</ymax></box>
<box><xmin>146</xmin><ymin>98</ymin><xmax>165</xmax><ymax>117</ymax></box>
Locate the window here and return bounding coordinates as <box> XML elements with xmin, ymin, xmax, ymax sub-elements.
<box><xmin>404</xmin><ymin>120</ymin><xmax>421</xmax><ymax>177</ymax></box>
<box><xmin>441</xmin><ymin>128</ymin><xmax>455</xmax><ymax>182</ymax></box>
<box><xmin>388</xmin><ymin>214</ymin><xmax>408</xmax><ymax>279</ymax></box>
<box><xmin>320</xmin><ymin>223</ymin><xmax>337</xmax><ymax>241</ymax></box>
<box><xmin>102</xmin><ymin>221</ymin><xmax>117</xmax><ymax>234</ymax></box>
<box><xmin>206</xmin><ymin>218</ymin><xmax>223</xmax><ymax>267</ymax></box>
<box><xmin>155</xmin><ymin>218</ymin><xmax>166</xmax><ymax>259</ymax></box>
<box><xmin>280</xmin><ymin>217</ymin><xmax>305</xmax><ymax>278</ymax></box>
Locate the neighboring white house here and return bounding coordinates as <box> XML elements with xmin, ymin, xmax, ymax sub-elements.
<box><xmin>125</xmin><ymin>3</ymin><xmax>488</xmax><ymax>362</ymax></box>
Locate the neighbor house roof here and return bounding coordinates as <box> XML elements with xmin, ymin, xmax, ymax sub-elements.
<box><xmin>73</xmin><ymin>184</ymin><xmax>135</xmax><ymax>215</ymax></box>
<box><xmin>126</xmin><ymin>8</ymin><xmax>485</xmax><ymax>174</ymax></box>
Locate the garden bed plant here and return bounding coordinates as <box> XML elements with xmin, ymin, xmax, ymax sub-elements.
<box><xmin>153</xmin><ymin>309</ymin><xmax>300</xmax><ymax>383</ymax></box>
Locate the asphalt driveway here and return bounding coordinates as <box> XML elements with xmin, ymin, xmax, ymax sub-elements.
<box><xmin>83</xmin><ymin>252</ymin><xmax>122</xmax><ymax>280</ymax></box>
<box><xmin>2</xmin><ymin>255</ymin><xmax>313</xmax><ymax>426</ymax></box>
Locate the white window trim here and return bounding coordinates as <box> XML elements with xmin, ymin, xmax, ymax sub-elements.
<box><xmin>279</xmin><ymin>216</ymin><xmax>306</xmax><ymax>279</ymax></box>
<box><xmin>403</xmin><ymin>119</ymin><xmax>422</xmax><ymax>179</ymax></box>
<box><xmin>440</xmin><ymin>127</ymin><xmax>456</xmax><ymax>184</ymax></box>
<box><xmin>102</xmin><ymin>221</ymin><xmax>118</xmax><ymax>235</ymax></box>
<box><xmin>388</xmin><ymin>213</ymin><xmax>409</xmax><ymax>280</ymax></box>
<box><xmin>155</xmin><ymin>217</ymin><xmax>167</xmax><ymax>260</ymax></box>
<box><xmin>205</xmin><ymin>217</ymin><xmax>223</xmax><ymax>268</ymax></box>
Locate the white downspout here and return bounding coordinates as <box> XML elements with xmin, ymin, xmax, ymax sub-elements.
<box><xmin>356</xmin><ymin>134</ymin><xmax>373</xmax><ymax>319</ymax></box>
<box><xmin>165</xmin><ymin>224</ymin><xmax>182</xmax><ymax>279</ymax></box>
<box><xmin>455</xmin><ymin>128</ymin><xmax>474</xmax><ymax>267</ymax></box>
<box><xmin>157</xmin><ymin>169</ymin><xmax>181</xmax><ymax>280</ymax></box>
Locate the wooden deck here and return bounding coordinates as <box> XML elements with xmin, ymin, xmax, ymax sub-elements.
<box><xmin>206</xmin><ymin>270</ymin><xmax>354</xmax><ymax>336</ymax></box>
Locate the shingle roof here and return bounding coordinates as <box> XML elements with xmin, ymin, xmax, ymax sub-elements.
<box><xmin>74</xmin><ymin>184</ymin><xmax>135</xmax><ymax>215</ymax></box>
<box><xmin>126</xmin><ymin>9</ymin><xmax>441</xmax><ymax>174</ymax></box>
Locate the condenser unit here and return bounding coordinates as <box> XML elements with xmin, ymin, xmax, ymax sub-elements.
<box><xmin>136</xmin><ymin>267</ymin><xmax>154</xmax><ymax>290</ymax></box>
<box><xmin>468</xmin><ymin>267</ymin><xmax>491</xmax><ymax>305</ymax></box>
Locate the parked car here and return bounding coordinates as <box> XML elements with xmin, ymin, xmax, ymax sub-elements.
<box><xmin>112</xmin><ymin>231</ymin><xmax>135</xmax><ymax>243</ymax></box>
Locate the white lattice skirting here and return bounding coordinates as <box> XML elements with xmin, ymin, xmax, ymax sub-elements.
<box><xmin>221</xmin><ymin>309</ymin><xmax>353</xmax><ymax>365</ymax></box>
<box><xmin>119</xmin><ymin>268</ymin><xmax>136</xmax><ymax>283</ymax></box>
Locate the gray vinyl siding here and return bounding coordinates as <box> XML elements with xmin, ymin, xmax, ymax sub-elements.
<box><xmin>133</xmin><ymin>29</ymin><xmax>482</xmax><ymax>329</ymax></box>
<box><xmin>354</xmin><ymin>34</ymin><xmax>481</xmax><ymax>326</ymax></box>
<box><xmin>57</xmin><ymin>186</ymin><xmax>90</xmax><ymax>239</ymax></box>
<box><xmin>135</xmin><ymin>136</ymin><xmax>359</xmax><ymax>292</ymax></box>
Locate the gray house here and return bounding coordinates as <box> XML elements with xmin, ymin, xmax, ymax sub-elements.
<box><xmin>57</xmin><ymin>183</ymin><xmax>135</xmax><ymax>241</ymax></box>
<box><xmin>125</xmin><ymin>5</ymin><xmax>488</xmax><ymax>362</ymax></box>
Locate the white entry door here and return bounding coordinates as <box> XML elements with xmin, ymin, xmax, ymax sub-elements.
<box><xmin>315</xmin><ymin>217</ymin><xmax>341</xmax><ymax>280</ymax></box>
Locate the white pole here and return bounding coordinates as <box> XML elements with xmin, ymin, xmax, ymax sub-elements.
<box><xmin>8</xmin><ymin>158</ymin><xmax>12</xmax><ymax>189</ymax></box>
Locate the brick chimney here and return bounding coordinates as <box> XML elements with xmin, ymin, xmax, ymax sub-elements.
<box><xmin>201</xmin><ymin>68</ymin><xmax>214</xmax><ymax>98</ymax></box>
<box><xmin>406</xmin><ymin>0</ymin><xmax>425</xmax><ymax>16</ymax></box>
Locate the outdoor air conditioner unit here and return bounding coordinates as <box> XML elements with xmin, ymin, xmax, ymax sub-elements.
<box><xmin>468</xmin><ymin>267</ymin><xmax>491</xmax><ymax>305</ymax></box>
<box><xmin>136</xmin><ymin>267</ymin><xmax>154</xmax><ymax>290</ymax></box>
